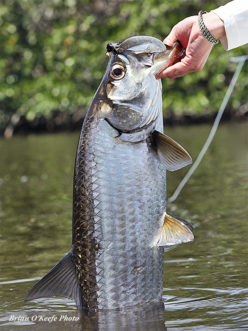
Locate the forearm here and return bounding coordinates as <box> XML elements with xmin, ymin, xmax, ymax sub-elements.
<box><xmin>212</xmin><ymin>0</ymin><xmax>248</xmax><ymax>50</ymax></box>
<box><xmin>202</xmin><ymin>11</ymin><xmax>225</xmax><ymax>41</ymax></box>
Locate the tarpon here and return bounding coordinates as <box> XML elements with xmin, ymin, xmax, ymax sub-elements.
<box><xmin>26</xmin><ymin>36</ymin><xmax>194</xmax><ymax>313</ymax></box>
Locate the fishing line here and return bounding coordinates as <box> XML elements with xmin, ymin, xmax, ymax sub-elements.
<box><xmin>0</xmin><ymin>277</ymin><xmax>41</xmax><ymax>285</ymax></box>
<box><xmin>168</xmin><ymin>55</ymin><xmax>248</xmax><ymax>203</ymax></box>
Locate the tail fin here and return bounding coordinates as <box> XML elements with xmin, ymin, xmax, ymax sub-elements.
<box><xmin>25</xmin><ymin>250</ymin><xmax>83</xmax><ymax>308</ymax></box>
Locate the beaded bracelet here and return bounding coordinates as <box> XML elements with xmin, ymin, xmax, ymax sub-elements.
<box><xmin>198</xmin><ymin>10</ymin><xmax>219</xmax><ymax>44</ymax></box>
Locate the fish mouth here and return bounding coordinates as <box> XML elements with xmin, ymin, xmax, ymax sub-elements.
<box><xmin>151</xmin><ymin>41</ymin><xmax>185</xmax><ymax>76</ymax></box>
<box><xmin>162</xmin><ymin>41</ymin><xmax>185</xmax><ymax>70</ymax></box>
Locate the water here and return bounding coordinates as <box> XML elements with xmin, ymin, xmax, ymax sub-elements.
<box><xmin>0</xmin><ymin>122</ymin><xmax>247</xmax><ymax>330</ymax></box>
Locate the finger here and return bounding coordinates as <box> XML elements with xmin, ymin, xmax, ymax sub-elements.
<box><xmin>157</xmin><ymin>60</ymin><xmax>192</xmax><ymax>79</ymax></box>
<box><xmin>163</xmin><ymin>27</ymin><xmax>177</xmax><ymax>46</ymax></box>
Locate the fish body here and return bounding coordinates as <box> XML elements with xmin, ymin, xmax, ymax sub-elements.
<box><xmin>81</xmin><ymin>301</ymin><xmax>166</xmax><ymax>331</ymax></box>
<box><xmin>73</xmin><ymin>118</ymin><xmax>166</xmax><ymax>311</ymax></box>
<box><xmin>26</xmin><ymin>36</ymin><xmax>193</xmax><ymax>312</ymax></box>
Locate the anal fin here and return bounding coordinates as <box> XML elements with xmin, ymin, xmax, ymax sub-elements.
<box><xmin>152</xmin><ymin>213</ymin><xmax>194</xmax><ymax>247</ymax></box>
<box><xmin>25</xmin><ymin>250</ymin><xmax>83</xmax><ymax>309</ymax></box>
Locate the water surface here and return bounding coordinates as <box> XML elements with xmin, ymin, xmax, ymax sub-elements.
<box><xmin>0</xmin><ymin>122</ymin><xmax>247</xmax><ymax>330</ymax></box>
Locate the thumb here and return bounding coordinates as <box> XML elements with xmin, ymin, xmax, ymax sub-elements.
<box><xmin>163</xmin><ymin>27</ymin><xmax>177</xmax><ymax>46</ymax></box>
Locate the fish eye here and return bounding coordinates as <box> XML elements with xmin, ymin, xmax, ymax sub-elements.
<box><xmin>110</xmin><ymin>64</ymin><xmax>125</xmax><ymax>80</ymax></box>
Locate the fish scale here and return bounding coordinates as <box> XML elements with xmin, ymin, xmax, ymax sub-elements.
<box><xmin>73</xmin><ymin>119</ymin><xmax>166</xmax><ymax>310</ymax></box>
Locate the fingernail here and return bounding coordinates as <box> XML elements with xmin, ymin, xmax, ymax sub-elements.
<box><xmin>163</xmin><ymin>39</ymin><xmax>172</xmax><ymax>46</ymax></box>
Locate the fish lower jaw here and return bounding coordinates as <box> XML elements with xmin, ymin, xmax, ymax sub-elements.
<box><xmin>104</xmin><ymin>118</ymin><xmax>156</xmax><ymax>143</ymax></box>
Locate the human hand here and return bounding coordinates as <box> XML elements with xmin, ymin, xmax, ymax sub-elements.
<box><xmin>157</xmin><ymin>12</ymin><xmax>225</xmax><ymax>79</ymax></box>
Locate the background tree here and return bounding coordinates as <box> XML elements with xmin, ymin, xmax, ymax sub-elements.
<box><xmin>0</xmin><ymin>0</ymin><xmax>247</xmax><ymax>135</ymax></box>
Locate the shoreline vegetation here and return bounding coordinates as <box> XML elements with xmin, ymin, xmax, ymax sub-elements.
<box><xmin>1</xmin><ymin>0</ymin><xmax>247</xmax><ymax>138</ymax></box>
<box><xmin>2</xmin><ymin>108</ymin><xmax>247</xmax><ymax>138</ymax></box>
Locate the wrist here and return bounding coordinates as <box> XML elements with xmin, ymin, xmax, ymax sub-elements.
<box><xmin>202</xmin><ymin>12</ymin><xmax>225</xmax><ymax>41</ymax></box>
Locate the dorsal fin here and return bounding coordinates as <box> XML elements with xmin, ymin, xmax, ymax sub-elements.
<box><xmin>152</xmin><ymin>130</ymin><xmax>192</xmax><ymax>171</ymax></box>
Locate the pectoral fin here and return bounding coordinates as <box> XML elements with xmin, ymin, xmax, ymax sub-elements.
<box><xmin>152</xmin><ymin>213</ymin><xmax>194</xmax><ymax>247</ymax></box>
<box><xmin>152</xmin><ymin>130</ymin><xmax>192</xmax><ymax>171</ymax></box>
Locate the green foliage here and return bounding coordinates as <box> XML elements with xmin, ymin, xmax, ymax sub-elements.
<box><xmin>0</xmin><ymin>0</ymin><xmax>247</xmax><ymax>132</ymax></box>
